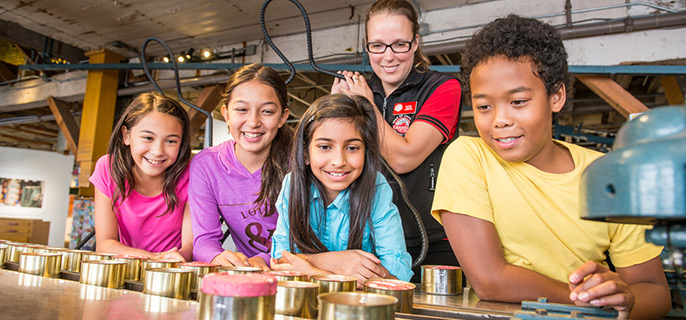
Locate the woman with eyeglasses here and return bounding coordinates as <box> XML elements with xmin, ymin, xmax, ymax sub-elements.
<box><xmin>331</xmin><ymin>0</ymin><xmax>462</xmax><ymax>282</ymax></box>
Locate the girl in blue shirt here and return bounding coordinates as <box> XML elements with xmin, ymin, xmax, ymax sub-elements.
<box><xmin>270</xmin><ymin>94</ymin><xmax>413</xmax><ymax>285</ymax></box>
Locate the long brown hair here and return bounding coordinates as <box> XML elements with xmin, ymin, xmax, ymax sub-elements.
<box><xmin>107</xmin><ymin>92</ymin><xmax>191</xmax><ymax>215</ymax></box>
<box><xmin>365</xmin><ymin>0</ymin><xmax>430</xmax><ymax>72</ymax></box>
<box><xmin>222</xmin><ymin>63</ymin><xmax>293</xmax><ymax>217</ymax></box>
<box><xmin>288</xmin><ymin>94</ymin><xmax>381</xmax><ymax>254</ymax></box>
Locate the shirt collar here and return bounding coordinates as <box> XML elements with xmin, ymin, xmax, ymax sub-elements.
<box><xmin>369</xmin><ymin>68</ymin><xmax>422</xmax><ymax>97</ymax></box>
<box><xmin>310</xmin><ymin>183</ymin><xmax>349</xmax><ymax>209</ymax></box>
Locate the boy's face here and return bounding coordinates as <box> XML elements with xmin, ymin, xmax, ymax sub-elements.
<box><xmin>470</xmin><ymin>55</ymin><xmax>565</xmax><ymax>168</ymax></box>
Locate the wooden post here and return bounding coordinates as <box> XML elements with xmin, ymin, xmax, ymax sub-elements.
<box><xmin>77</xmin><ymin>49</ymin><xmax>123</xmax><ymax>196</ymax></box>
<box><xmin>576</xmin><ymin>75</ymin><xmax>649</xmax><ymax>118</ymax></box>
<box><xmin>46</xmin><ymin>96</ymin><xmax>80</xmax><ymax>155</ymax></box>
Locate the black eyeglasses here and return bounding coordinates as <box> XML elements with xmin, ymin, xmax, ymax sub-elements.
<box><xmin>366</xmin><ymin>37</ymin><xmax>415</xmax><ymax>54</ymax></box>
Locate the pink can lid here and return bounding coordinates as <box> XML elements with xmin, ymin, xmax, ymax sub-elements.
<box><xmin>366</xmin><ymin>280</ymin><xmax>415</xmax><ymax>290</ymax></box>
<box><xmin>180</xmin><ymin>261</ymin><xmax>217</xmax><ymax>267</ymax></box>
<box><xmin>424</xmin><ymin>265</ymin><xmax>459</xmax><ymax>270</ymax></box>
<box><xmin>263</xmin><ymin>271</ymin><xmax>307</xmax><ymax>277</ymax></box>
<box><xmin>201</xmin><ymin>273</ymin><xmax>277</xmax><ymax>297</ymax></box>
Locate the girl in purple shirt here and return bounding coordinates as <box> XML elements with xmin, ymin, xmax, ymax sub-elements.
<box><xmin>91</xmin><ymin>92</ymin><xmax>193</xmax><ymax>261</ymax></box>
<box><xmin>189</xmin><ymin>64</ymin><xmax>293</xmax><ymax>269</ymax></box>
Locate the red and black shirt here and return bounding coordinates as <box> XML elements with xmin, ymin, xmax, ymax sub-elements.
<box><xmin>368</xmin><ymin>69</ymin><xmax>462</xmax><ymax>250</ymax></box>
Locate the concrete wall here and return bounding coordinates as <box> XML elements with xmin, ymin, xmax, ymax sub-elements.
<box><xmin>0</xmin><ymin>146</ymin><xmax>73</xmax><ymax>247</ymax></box>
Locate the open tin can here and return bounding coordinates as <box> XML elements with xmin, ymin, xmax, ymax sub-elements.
<box><xmin>275</xmin><ymin>280</ymin><xmax>319</xmax><ymax>319</ymax></box>
<box><xmin>318</xmin><ymin>292</ymin><xmax>397</xmax><ymax>320</ymax></box>
<box><xmin>364</xmin><ymin>279</ymin><xmax>415</xmax><ymax>313</ymax></box>
<box><xmin>6</xmin><ymin>244</ymin><xmax>34</xmax><ymax>263</ymax></box>
<box><xmin>113</xmin><ymin>255</ymin><xmax>148</xmax><ymax>282</ymax></box>
<box><xmin>420</xmin><ymin>265</ymin><xmax>462</xmax><ymax>295</ymax></box>
<box><xmin>310</xmin><ymin>274</ymin><xmax>356</xmax><ymax>295</ymax></box>
<box><xmin>18</xmin><ymin>252</ymin><xmax>61</xmax><ymax>278</ymax></box>
<box><xmin>80</xmin><ymin>260</ymin><xmax>126</xmax><ymax>288</ymax></box>
<box><xmin>60</xmin><ymin>249</ymin><xmax>93</xmax><ymax>272</ymax></box>
<box><xmin>178</xmin><ymin>261</ymin><xmax>218</xmax><ymax>291</ymax></box>
<box><xmin>143</xmin><ymin>267</ymin><xmax>193</xmax><ymax>300</ymax></box>
<box><xmin>218</xmin><ymin>265</ymin><xmax>262</xmax><ymax>274</ymax></box>
<box><xmin>263</xmin><ymin>270</ymin><xmax>308</xmax><ymax>282</ymax></box>
<box><xmin>141</xmin><ymin>259</ymin><xmax>182</xmax><ymax>282</ymax></box>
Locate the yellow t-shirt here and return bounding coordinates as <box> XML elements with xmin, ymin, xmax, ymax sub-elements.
<box><xmin>431</xmin><ymin>136</ymin><xmax>662</xmax><ymax>283</ymax></box>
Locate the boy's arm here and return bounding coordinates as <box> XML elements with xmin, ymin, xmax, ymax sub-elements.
<box><xmin>569</xmin><ymin>258</ymin><xmax>670</xmax><ymax>319</ymax></box>
<box><xmin>441</xmin><ymin>210</ymin><xmax>572</xmax><ymax>303</ymax></box>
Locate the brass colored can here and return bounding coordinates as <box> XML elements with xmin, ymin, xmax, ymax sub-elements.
<box><xmin>263</xmin><ymin>270</ymin><xmax>308</xmax><ymax>282</ymax></box>
<box><xmin>178</xmin><ymin>262</ymin><xmax>218</xmax><ymax>291</ymax></box>
<box><xmin>18</xmin><ymin>252</ymin><xmax>61</xmax><ymax>278</ymax></box>
<box><xmin>420</xmin><ymin>265</ymin><xmax>462</xmax><ymax>295</ymax></box>
<box><xmin>81</xmin><ymin>252</ymin><xmax>115</xmax><ymax>262</ymax></box>
<box><xmin>318</xmin><ymin>292</ymin><xmax>397</xmax><ymax>320</ymax></box>
<box><xmin>113</xmin><ymin>255</ymin><xmax>147</xmax><ymax>282</ymax></box>
<box><xmin>363</xmin><ymin>279</ymin><xmax>415</xmax><ymax>313</ymax></box>
<box><xmin>196</xmin><ymin>273</ymin><xmax>215</xmax><ymax>320</ymax></box>
<box><xmin>143</xmin><ymin>267</ymin><xmax>193</xmax><ymax>300</ymax></box>
<box><xmin>218</xmin><ymin>265</ymin><xmax>262</xmax><ymax>274</ymax></box>
<box><xmin>0</xmin><ymin>245</ymin><xmax>6</xmax><ymax>267</ymax></box>
<box><xmin>60</xmin><ymin>249</ymin><xmax>92</xmax><ymax>272</ymax></box>
<box><xmin>275</xmin><ymin>280</ymin><xmax>318</xmax><ymax>319</ymax></box>
<box><xmin>141</xmin><ymin>259</ymin><xmax>181</xmax><ymax>282</ymax></box>
<box><xmin>310</xmin><ymin>275</ymin><xmax>356</xmax><ymax>295</ymax></box>
<box><xmin>6</xmin><ymin>244</ymin><xmax>34</xmax><ymax>263</ymax></box>
<box><xmin>80</xmin><ymin>260</ymin><xmax>127</xmax><ymax>288</ymax></box>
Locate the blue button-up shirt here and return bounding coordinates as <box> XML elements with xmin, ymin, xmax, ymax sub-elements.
<box><xmin>271</xmin><ymin>172</ymin><xmax>413</xmax><ymax>281</ymax></box>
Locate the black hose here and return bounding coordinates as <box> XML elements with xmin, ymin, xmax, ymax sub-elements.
<box><xmin>260</xmin><ymin>0</ymin><xmax>345</xmax><ymax>84</ymax></box>
<box><xmin>259</xmin><ymin>0</ymin><xmax>428</xmax><ymax>268</ymax></box>
<box><xmin>140</xmin><ymin>37</ymin><xmax>213</xmax><ymax>148</ymax></box>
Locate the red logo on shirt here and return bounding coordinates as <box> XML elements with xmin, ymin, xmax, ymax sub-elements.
<box><xmin>393</xmin><ymin>101</ymin><xmax>417</xmax><ymax>115</ymax></box>
<box><xmin>392</xmin><ymin>115</ymin><xmax>411</xmax><ymax>134</ymax></box>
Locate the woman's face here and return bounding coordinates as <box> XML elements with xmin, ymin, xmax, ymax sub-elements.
<box><xmin>221</xmin><ymin>79</ymin><xmax>289</xmax><ymax>162</ymax></box>
<box><xmin>366</xmin><ymin>12</ymin><xmax>418</xmax><ymax>95</ymax></box>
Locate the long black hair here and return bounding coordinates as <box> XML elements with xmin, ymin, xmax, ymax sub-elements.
<box><xmin>288</xmin><ymin>94</ymin><xmax>381</xmax><ymax>253</ymax></box>
<box><xmin>222</xmin><ymin>63</ymin><xmax>293</xmax><ymax>216</ymax></box>
<box><xmin>108</xmin><ymin>92</ymin><xmax>191</xmax><ymax>215</ymax></box>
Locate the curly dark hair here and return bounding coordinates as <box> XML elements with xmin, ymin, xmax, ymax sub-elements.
<box><xmin>460</xmin><ymin>14</ymin><xmax>569</xmax><ymax>100</ymax></box>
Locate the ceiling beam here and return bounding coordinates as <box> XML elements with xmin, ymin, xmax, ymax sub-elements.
<box><xmin>0</xmin><ymin>132</ymin><xmax>54</xmax><ymax>146</ymax></box>
<box><xmin>659</xmin><ymin>76</ymin><xmax>685</xmax><ymax>105</ymax></box>
<box><xmin>47</xmin><ymin>96</ymin><xmax>79</xmax><ymax>155</ymax></box>
<box><xmin>295</xmin><ymin>73</ymin><xmax>330</xmax><ymax>95</ymax></box>
<box><xmin>576</xmin><ymin>75</ymin><xmax>649</xmax><ymax>118</ymax></box>
<box><xmin>188</xmin><ymin>85</ymin><xmax>223</xmax><ymax>136</ymax></box>
<box><xmin>0</xmin><ymin>19</ymin><xmax>86</xmax><ymax>63</ymax></box>
<box><xmin>8</xmin><ymin>125</ymin><xmax>57</xmax><ymax>138</ymax></box>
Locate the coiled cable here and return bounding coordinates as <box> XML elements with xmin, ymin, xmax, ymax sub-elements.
<box><xmin>140</xmin><ymin>37</ymin><xmax>213</xmax><ymax>148</ymax></box>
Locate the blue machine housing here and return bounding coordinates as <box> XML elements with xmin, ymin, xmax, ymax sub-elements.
<box><xmin>580</xmin><ymin>106</ymin><xmax>686</xmax><ymax>225</ymax></box>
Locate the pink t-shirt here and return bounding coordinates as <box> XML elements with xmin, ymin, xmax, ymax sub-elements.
<box><xmin>89</xmin><ymin>155</ymin><xmax>188</xmax><ymax>253</ymax></box>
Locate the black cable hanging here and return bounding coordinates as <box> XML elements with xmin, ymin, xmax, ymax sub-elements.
<box><xmin>260</xmin><ymin>0</ymin><xmax>428</xmax><ymax>268</ymax></box>
<box><xmin>260</xmin><ymin>0</ymin><xmax>345</xmax><ymax>84</ymax></box>
<box><xmin>140</xmin><ymin>37</ymin><xmax>213</xmax><ymax>148</ymax></box>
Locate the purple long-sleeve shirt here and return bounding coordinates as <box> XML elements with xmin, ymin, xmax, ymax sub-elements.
<box><xmin>189</xmin><ymin>140</ymin><xmax>277</xmax><ymax>263</ymax></box>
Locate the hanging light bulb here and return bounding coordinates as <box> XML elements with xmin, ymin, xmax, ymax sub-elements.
<box><xmin>177</xmin><ymin>55</ymin><xmax>185</xmax><ymax>63</ymax></box>
<box><xmin>163</xmin><ymin>56</ymin><xmax>170</xmax><ymax>63</ymax></box>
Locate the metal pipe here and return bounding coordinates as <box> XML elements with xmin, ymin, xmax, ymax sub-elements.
<box><xmin>421</xmin><ymin>11</ymin><xmax>686</xmax><ymax>55</ymax></box>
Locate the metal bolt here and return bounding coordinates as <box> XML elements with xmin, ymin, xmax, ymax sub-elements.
<box><xmin>537</xmin><ymin>297</ymin><xmax>549</xmax><ymax>303</ymax></box>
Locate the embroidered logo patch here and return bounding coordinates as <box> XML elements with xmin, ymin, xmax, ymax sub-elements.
<box><xmin>392</xmin><ymin>115</ymin><xmax>412</xmax><ymax>134</ymax></box>
<box><xmin>393</xmin><ymin>101</ymin><xmax>417</xmax><ymax>115</ymax></box>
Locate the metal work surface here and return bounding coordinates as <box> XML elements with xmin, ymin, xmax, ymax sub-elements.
<box><xmin>0</xmin><ymin>268</ymin><xmax>520</xmax><ymax>319</ymax></box>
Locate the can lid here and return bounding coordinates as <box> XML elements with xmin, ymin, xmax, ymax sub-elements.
<box><xmin>201</xmin><ymin>273</ymin><xmax>277</xmax><ymax>297</ymax></box>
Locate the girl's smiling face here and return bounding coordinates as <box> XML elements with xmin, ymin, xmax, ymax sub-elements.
<box><xmin>122</xmin><ymin>111</ymin><xmax>183</xmax><ymax>180</ymax></box>
<box><xmin>222</xmin><ymin>79</ymin><xmax>289</xmax><ymax>163</ymax></box>
<box><xmin>307</xmin><ymin>118</ymin><xmax>365</xmax><ymax>204</ymax></box>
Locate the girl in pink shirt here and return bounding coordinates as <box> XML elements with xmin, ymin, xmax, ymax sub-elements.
<box><xmin>90</xmin><ymin>92</ymin><xmax>193</xmax><ymax>261</ymax></box>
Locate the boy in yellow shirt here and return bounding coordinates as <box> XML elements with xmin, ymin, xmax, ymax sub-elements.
<box><xmin>431</xmin><ymin>15</ymin><xmax>669</xmax><ymax>319</ymax></box>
